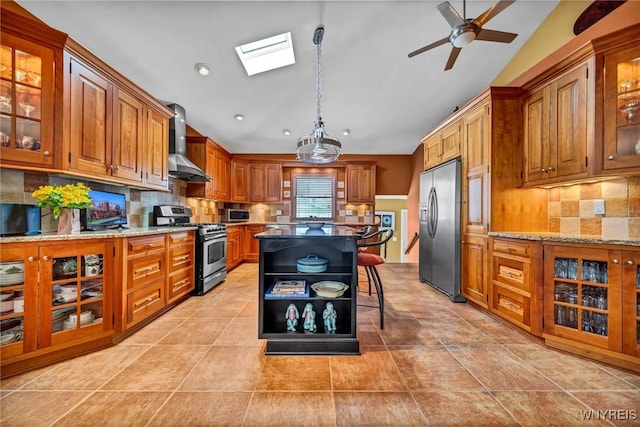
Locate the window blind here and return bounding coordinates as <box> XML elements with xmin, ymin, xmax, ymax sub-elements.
<box><xmin>295</xmin><ymin>176</ymin><xmax>334</xmax><ymax>219</ymax></box>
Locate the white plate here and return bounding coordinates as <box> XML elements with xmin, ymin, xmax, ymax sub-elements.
<box><xmin>311</xmin><ymin>281</ymin><xmax>348</xmax><ymax>298</ymax></box>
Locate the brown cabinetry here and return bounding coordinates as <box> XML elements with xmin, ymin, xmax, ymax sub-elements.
<box><xmin>600</xmin><ymin>31</ymin><xmax>640</xmax><ymax>173</ymax></box>
<box><xmin>346</xmin><ymin>162</ymin><xmax>376</xmax><ymax>203</ymax></box>
<box><xmin>124</xmin><ymin>234</ymin><xmax>165</xmax><ymax>328</ymax></box>
<box><xmin>244</xmin><ymin>224</ymin><xmax>265</xmax><ymax>262</ymax></box>
<box><xmin>1</xmin><ymin>239</ymin><xmax>114</xmax><ymax>377</ymax></box>
<box><xmin>543</xmin><ymin>244</ymin><xmax>639</xmax><ymax>372</ymax></box>
<box><xmin>523</xmin><ymin>61</ymin><xmax>591</xmax><ymax>185</ymax></box>
<box><xmin>226</xmin><ymin>226</ymin><xmax>243</xmax><ymax>271</ymax></box>
<box><xmin>0</xmin><ymin>33</ymin><xmax>56</xmax><ymax>168</ymax></box>
<box><xmin>166</xmin><ymin>231</ymin><xmax>194</xmax><ymax>303</ymax></box>
<box><xmin>187</xmin><ymin>137</ymin><xmax>232</xmax><ymax>201</ymax></box>
<box><xmin>231</xmin><ymin>158</ymin><xmax>250</xmax><ymax>202</ymax></box>
<box><xmin>250</xmin><ymin>162</ymin><xmax>282</xmax><ymax>202</ymax></box>
<box><xmin>423</xmin><ymin>120</ymin><xmax>461</xmax><ymax>170</ymax></box>
<box><xmin>461</xmin><ymin>235</ymin><xmax>488</xmax><ymax>308</ymax></box>
<box><xmin>490</xmin><ymin>238</ymin><xmax>543</xmax><ymax>335</ymax></box>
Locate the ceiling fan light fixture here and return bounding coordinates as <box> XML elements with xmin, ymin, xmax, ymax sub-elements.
<box><xmin>451</xmin><ymin>26</ymin><xmax>477</xmax><ymax>48</ymax></box>
<box><xmin>296</xmin><ymin>25</ymin><xmax>341</xmax><ymax>164</ymax></box>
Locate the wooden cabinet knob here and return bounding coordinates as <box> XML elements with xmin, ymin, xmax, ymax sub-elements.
<box><xmin>541</xmin><ymin>168</ymin><xmax>547</xmax><ymax>172</ymax></box>
<box><xmin>608</xmin><ymin>155</ymin><xmax>615</xmax><ymax>160</ymax></box>
<box><xmin>626</xmin><ymin>260</ymin><xmax>634</xmax><ymax>266</ymax></box>
<box><xmin>27</xmin><ymin>256</ymin><xmax>34</xmax><ymax>261</ymax></box>
<box><xmin>548</xmin><ymin>166</ymin><xmax>555</xmax><ymax>171</ymax></box>
<box><xmin>43</xmin><ymin>150</ymin><xmax>50</xmax><ymax>157</ymax></box>
<box><xmin>612</xmin><ymin>258</ymin><xmax>619</xmax><ymax>264</ymax></box>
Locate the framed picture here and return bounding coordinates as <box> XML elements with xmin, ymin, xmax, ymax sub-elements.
<box><xmin>375</xmin><ymin>211</ymin><xmax>395</xmax><ymax>230</ymax></box>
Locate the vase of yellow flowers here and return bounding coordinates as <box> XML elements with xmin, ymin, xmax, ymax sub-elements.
<box><xmin>31</xmin><ymin>183</ymin><xmax>92</xmax><ymax>234</ymax></box>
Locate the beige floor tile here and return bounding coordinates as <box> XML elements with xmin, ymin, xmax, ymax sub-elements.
<box><xmin>389</xmin><ymin>345</ymin><xmax>484</xmax><ymax>391</ymax></box>
<box><xmin>120</xmin><ymin>316</ymin><xmax>183</xmax><ymax>345</ymax></box>
<box><xmin>412</xmin><ymin>391</ymin><xmax>518</xmax><ymax>426</ymax></box>
<box><xmin>473</xmin><ymin>318</ymin><xmax>538</xmax><ymax>344</ymax></box>
<box><xmin>0</xmin><ymin>367</ymin><xmax>48</xmax><ymax>391</ymax></box>
<box><xmin>571</xmin><ymin>390</ymin><xmax>640</xmax><ymax>426</ymax></box>
<box><xmin>236</xmin><ymin>297</ymin><xmax>259</xmax><ymax>319</ymax></box>
<box><xmin>242</xmin><ymin>391</ymin><xmax>335</xmax><ymax>426</ymax></box>
<box><xmin>255</xmin><ymin>355</ymin><xmax>331</xmax><ymax>391</ymax></box>
<box><xmin>423</xmin><ymin>317</ymin><xmax>498</xmax><ymax>345</ymax></box>
<box><xmin>54</xmin><ymin>391</ymin><xmax>170</xmax><ymax>427</ymax></box>
<box><xmin>158</xmin><ymin>317</ymin><xmax>231</xmax><ymax>345</ymax></box>
<box><xmin>148</xmin><ymin>391</ymin><xmax>252</xmax><ymax>426</ymax></box>
<box><xmin>493</xmin><ymin>391</ymin><xmax>612</xmax><ymax>426</ymax></box>
<box><xmin>101</xmin><ymin>345</ymin><xmax>208</xmax><ymax>391</ymax></box>
<box><xmin>334</xmin><ymin>391</ymin><xmax>425</xmax><ymax>426</ymax></box>
<box><xmin>331</xmin><ymin>346</ymin><xmax>406</xmax><ymax>391</ymax></box>
<box><xmin>0</xmin><ymin>390</ymin><xmax>90</xmax><ymax>426</ymax></box>
<box><xmin>378</xmin><ymin>318</ymin><xmax>441</xmax><ymax>346</ymax></box>
<box><xmin>22</xmin><ymin>345</ymin><xmax>150</xmax><ymax>390</ymax></box>
<box><xmin>191</xmin><ymin>299</ymin><xmax>248</xmax><ymax>318</ymax></box>
<box><xmin>214</xmin><ymin>318</ymin><xmax>264</xmax><ymax>346</ymax></box>
<box><xmin>180</xmin><ymin>346</ymin><xmax>265</xmax><ymax>391</ymax></box>
<box><xmin>448</xmin><ymin>345</ymin><xmax>559</xmax><ymax>391</ymax></box>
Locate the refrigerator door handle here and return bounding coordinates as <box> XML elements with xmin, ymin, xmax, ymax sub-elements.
<box><xmin>428</xmin><ymin>187</ymin><xmax>437</xmax><ymax>238</ymax></box>
<box><xmin>431</xmin><ymin>188</ymin><xmax>439</xmax><ymax>236</ymax></box>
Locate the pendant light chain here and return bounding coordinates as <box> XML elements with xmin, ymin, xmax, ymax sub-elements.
<box><xmin>316</xmin><ymin>36</ymin><xmax>322</xmax><ymax>123</ymax></box>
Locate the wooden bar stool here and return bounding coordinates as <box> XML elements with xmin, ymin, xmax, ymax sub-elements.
<box><xmin>357</xmin><ymin>229</ymin><xmax>393</xmax><ymax>329</ymax></box>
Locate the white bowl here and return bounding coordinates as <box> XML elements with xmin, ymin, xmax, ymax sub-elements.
<box><xmin>0</xmin><ymin>262</ymin><xmax>24</xmax><ymax>286</ymax></box>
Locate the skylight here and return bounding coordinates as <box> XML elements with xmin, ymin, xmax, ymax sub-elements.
<box><xmin>235</xmin><ymin>32</ymin><xmax>295</xmax><ymax>76</ymax></box>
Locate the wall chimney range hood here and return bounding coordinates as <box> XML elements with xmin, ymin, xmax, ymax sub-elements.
<box><xmin>167</xmin><ymin>103</ymin><xmax>211</xmax><ymax>182</ymax></box>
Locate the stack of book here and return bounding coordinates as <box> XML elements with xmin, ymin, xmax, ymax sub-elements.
<box><xmin>265</xmin><ymin>280</ymin><xmax>308</xmax><ymax>298</ymax></box>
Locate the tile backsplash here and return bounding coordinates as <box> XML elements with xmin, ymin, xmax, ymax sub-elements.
<box><xmin>548</xmin><ymin>176</ymin><xmax>640</xmax><ymax>239</ymax></box>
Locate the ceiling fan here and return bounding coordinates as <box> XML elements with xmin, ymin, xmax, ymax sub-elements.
<box><xmin>408</xmin><ymin>0</ymin><xmax>518</xmax><ymax>71</ymax></box>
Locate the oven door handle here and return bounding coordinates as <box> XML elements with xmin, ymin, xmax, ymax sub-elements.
<box><xmin>202</xmin><ymin>234</ymin><xmax>227</xmax><ymax>241</ymax></box>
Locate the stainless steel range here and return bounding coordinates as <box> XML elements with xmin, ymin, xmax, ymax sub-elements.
<box><xmin>153</xmin><ymin>205</ymin><xmax>227</xmax><ymax>295</ymax></box>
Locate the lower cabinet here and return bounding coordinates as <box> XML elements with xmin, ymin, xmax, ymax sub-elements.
<box><xmin>244</xmin><ymin>224</ymin><xmax>265</xmax><ymax>262</ymax></box>
<box><xmin>166</xmin><ymin>231</ymin><xmax>195</xmax><ymax>304</ymax></box>
<box><xmin>489</xmin><ymin>238</ymin><xmax>543</xmax><ymax>336</ymax></box>
<box><xmin>543</xmin><ymin>244</ymin><xmax>639</xmax><ymax>372</ymax></box>
<box><xmin>226</xmin><ymin>226</ymin><xmax>243</xmax><ymax>271</ymax></box>
<box><xmin>1</xmin><ymin>239</ymin><xmax>115</xmax><ymax>377</ymax></box>
<box><xmin>461</xmin><ymin>235</ymin><xmax>488</xmax><ymax>308</ymax></box>
<box><xmin>257</xmin><ymin>235</ymin><xmax>359</xmax><ymax>354</ymax></box>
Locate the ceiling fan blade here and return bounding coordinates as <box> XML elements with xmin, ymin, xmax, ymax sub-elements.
<box><xmin>444</xmin><ymin>46</ymin><xmax>462</xmax><ymax>71</ymax></box>
<box><xmin>475</xmin><ymin>28</ymin><xmax>517</xmax><ymax>43</ymax></box>
<box><xmin>475</xmin><ymin>0</ymin><xmax>516</xmax><ymax>27</ymax></box>
<box><xmin>408</xmin><ymin>36</ymin><xmax>450</xmax><ymax>58</ymax></box>
<box><xmin>437</xmin><ymin>1</ymin><xmax>464</xmax><ymax>28</ymax></box>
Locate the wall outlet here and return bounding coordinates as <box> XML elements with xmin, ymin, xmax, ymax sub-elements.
<box><xmin>276</xmin><ymin>209</ymin><xmax>283</xmax><ymax>215</ymax></box>
<box><xmin>345</xmin><ymin>210</ymin><xmax>353</xmax><ymax>216</ymax></box>
<box><xmin>593</xmin><ymin>199</ymin><xmax>605</xmax><ymax>215</ymax></box>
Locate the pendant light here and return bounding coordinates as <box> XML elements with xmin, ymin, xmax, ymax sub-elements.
<box><xmin>296</xmin><ymin>25</ymin><xmax>342</xmax><ymax>164</ymax></box>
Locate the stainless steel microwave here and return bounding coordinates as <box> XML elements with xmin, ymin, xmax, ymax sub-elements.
<box><xmin>226</xmin><ymin>209</ymin><xmax>250</xmax><ymax>222</ymax></box>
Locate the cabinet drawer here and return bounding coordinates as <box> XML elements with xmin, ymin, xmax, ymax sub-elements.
<box><xmin>127</xmin><ymin>235</ymin><xmax>165</xmax><ymax>255</ymax></box>
<box><xmin>169</xmin><ymin>245</ymin><xmax>193</xmax><ymax>272</ymax></box>
<box><xmin>493</xmin><ymin>256</ymin><xmax>529</xmax><ymax>293</ymax></box>
<box><xmin>491</xmin><ymin>284</ymin><xmax>530</xmax><ymax>327</ymax></box>
<box><xmin>168</xmin><ymin>231</ymin><xmax>194</xmax><ymax>247</ymax></box>
<box><xmin>127</xmin><ymin>279</ymin><xmax>164</xmax><ymax>326</ymax></box>
<box><xmin>127</xmin><ymin>253</ymin><xmax>164</xmax><ymax>289</ymax></box>
<box><xmin>492</xmin><ymin>239</ymin><xmax>533</xmax><ymax>258</ymax></box>
<box><xmin>168</xmin><ymin>268</ymin><xmax>194</xmax><ymax>301</ymax></box>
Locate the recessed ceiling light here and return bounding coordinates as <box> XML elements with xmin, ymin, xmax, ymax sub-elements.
<box><xmin>283</xmin><ymin>129</ymin><xmax>291</xmax><ymax>136</ymax></box>
<box><xmin>342</xmin><ymin>129</ymin><xmax>350</xmax><ymax>136</ymax></box>
<box><xmin>235</xmin><ymin>32</ymin><xmax>295</xmax><ymax>76</ymax></box>
<box><xmin>234</xmin><ymin>114</ymin><xmax>244</xmax><ymax>121</ymax></box>
<box><xmin>194</xmin><ymin>63</ymin><xmax>211</xmax><ymax>76</ymax></box>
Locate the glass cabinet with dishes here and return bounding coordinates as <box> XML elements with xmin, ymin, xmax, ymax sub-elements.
<box><xmin>620</xmin><ymin>250</ymin><xmax>640</xmax><ymax>357</ymax></box>
<box><xmin>544</xmin><ymin>246</ymin><xmax>620</xmax><ymax>351</ymax></box>
<box><xmin>0</xmin><ymin>240</ymin><xmax>114</xmax><ymax>372</ymax></box>
<box><xmin>602</xmin><ymin>31</ymin><xmax>640</xmax><ymax>172</ymax></box>
<box><xmin>0</xmin><ymin>33</ymin><xmax>55</xmax><ymax>167</ymax></box>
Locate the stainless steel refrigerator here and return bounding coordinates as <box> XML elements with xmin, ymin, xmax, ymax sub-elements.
<box><xmin>419</xmin><ymin>158</ymin><xmax>466</xmax><ymax>302</ymax></box>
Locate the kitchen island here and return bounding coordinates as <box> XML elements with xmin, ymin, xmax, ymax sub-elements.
<box><xmin>255</xmin><ymin>225</ymin><xmax>361</xmax><ymax>355</ymax></box>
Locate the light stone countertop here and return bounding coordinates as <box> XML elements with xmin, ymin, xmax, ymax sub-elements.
<box><xmin>488</xmin><ymin>231</ymin><xmax>640</xmax><ymax>247</ymax></box>
<box><xmin>0</xmin><ymin>226</ymin><xmax>198</xmax><ymax>243</ymax></box>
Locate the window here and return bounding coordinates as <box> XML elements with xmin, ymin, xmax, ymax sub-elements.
<box><xmin>293</xmin><ymin>173</ymin><xmax>336</xmax><ymax>219</ymax></box>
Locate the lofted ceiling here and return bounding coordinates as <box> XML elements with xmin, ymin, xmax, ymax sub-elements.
<box><xmin>17</xmin><ymin>0</ymin><xmax>561</xmax><ymax>156</ymax></box>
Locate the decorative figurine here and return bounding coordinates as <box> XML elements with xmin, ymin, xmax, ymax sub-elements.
<box><xmin>285</xmin><ymin>303</ymin><xmax>299</xmax><ymax>332</ymax></box>
<box><xmin>323</xmin><ymin>302</ymin><xmax>337</xmax><ymax>333</ymax></box>
<box><xmin>302</xmin><ymin>303</ymin><xmax>317</xmax><ymax>333</ymax></box>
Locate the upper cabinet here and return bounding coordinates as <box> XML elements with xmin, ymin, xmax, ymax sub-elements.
<box><xmin>186</xmin><ymin>136</ymin><xmax>231</xmax><ymax>201</ymax></box>
<box><xmin>346</xmin><ymin>162</ymin><xmax>376</xmax><ymax>204</ymax></box>
<box><xmin>250</xmin><ymin>162</ymin><xmax>282</xmax><ymax>202</ymax></box>
<box><xmin>423</xmin><ymin>120</ymin><xmax>462</xmax><ymax>170</ymax></box>
<box><xmin>600</xmin><ymin>31</ymin><xmax>640</xmax><ymax>173</ymax></box>
<box><xmin>231</xmin><ymin>158</ymin><xmax>250</xmax><ymax>203</ymax></box>
<box><xmin>523</xmin><ymin>60</ymin><xmax>592</xmax><ymax>185</ymax></box>
<box><xmin>0</xmin><ymin>24</ymin><xmax>59</xmax><ymax>168</ymax></box>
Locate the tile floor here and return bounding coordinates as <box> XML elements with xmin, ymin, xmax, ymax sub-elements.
<box><xmin>1</xmin><ymin>263</ymin><xmax>639</xmax><ymax>426</ymax></box>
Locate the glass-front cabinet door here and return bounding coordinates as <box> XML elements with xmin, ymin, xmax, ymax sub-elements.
<box><xmin>0</xmin><ymin>33</ymin><xmax>54</xmax><ymax>167</ymax></box>
<box><xmin>38</xmin><ymin>242</ymin><xmax>113</xmax><ymax>348</ymax></box>
<box><xmin>603</xmin><ymin>44</ymin><xmax>640</xmax><ymax>171</ymax></box>
<box><xmin>544</xmin><ymin>246</ymin><xmax>621</xmax><ymax>352</ymax></box>
<box><xmin>621</xmin><ymin>250</ymin><xmax>640</xmax><ymax>357</ymax></box>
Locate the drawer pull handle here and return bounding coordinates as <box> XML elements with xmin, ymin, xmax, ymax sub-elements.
<box><xmin>505</xmin><ymin>271</ymin><xmax>518</xmax><ymax>277</ymax></box>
